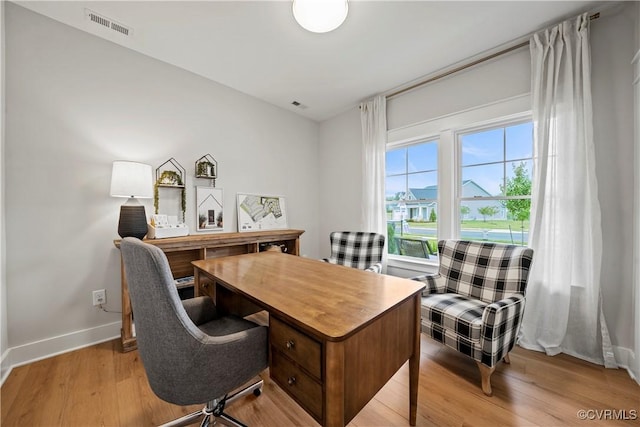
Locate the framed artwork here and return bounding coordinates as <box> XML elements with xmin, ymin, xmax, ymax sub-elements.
<box><xmin>196</xmin><ymin>187</ymin><xmax>224</xmax><ymax>232</ymax></box>
<box><xmin>237</xmin><ymin>193</ymin><xmax>288</xmax><ymax>232</ymax></box>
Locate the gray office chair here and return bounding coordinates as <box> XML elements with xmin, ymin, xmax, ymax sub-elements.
<box><xmin>120</xmin><ymin>237</ymin><xmax>268</xmax><ymax>427</ymax></box>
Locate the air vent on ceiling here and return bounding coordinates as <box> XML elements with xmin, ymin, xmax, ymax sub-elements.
<box><xmin>85</xmin><ymin>9</ymin><xmax>133</xmax><ymax>37</ymax></box>
<box><xmin>291</xmin><ymin>101</ymin><xmax>308</xmax><ymax>110</ymax></box>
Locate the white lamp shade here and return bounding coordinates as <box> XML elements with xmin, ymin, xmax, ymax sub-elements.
<box><xmin>110</xmin><ymin>161</ymin><xmax>153</xmax><ymax>198</ymax></box>
<box><xmin>293</xmin><ymin>0</ymin><xmax>348</xmax><ymax>33</ymax></box>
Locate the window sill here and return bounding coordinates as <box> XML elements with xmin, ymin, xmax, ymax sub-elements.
<box><xmin>387</xmin><ymin>254</ymin><xmax>438</xmax><ymax>276</ymax></box>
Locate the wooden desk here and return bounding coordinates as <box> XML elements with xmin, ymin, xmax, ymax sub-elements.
<box><xmin>192</xmin><ymin>252</ymin><xmax>425</xmax><ymax>427</ymax></box>
<box><xmin>114</xmin><ymin>229</ymin><xmax>304</xmax><ymax>352</ymax></box>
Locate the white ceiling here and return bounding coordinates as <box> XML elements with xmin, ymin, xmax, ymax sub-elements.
<box><xmin>15</xmin><ymin>0</ymin><xmax>605</xmax><ymax>122</ymax></box>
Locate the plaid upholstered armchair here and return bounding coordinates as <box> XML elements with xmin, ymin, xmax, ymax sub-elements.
<box><xmin>322</xmin><ymin>231</ymin><xmax>385</xmax><ymax>273</ymax></box>
<box><xmin>412</xmin><ymin>240</ymin><xmax>534</xmax><ymax>396</ymax></box>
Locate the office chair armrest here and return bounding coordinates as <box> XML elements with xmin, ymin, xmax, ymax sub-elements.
<box><xmin>411</xmin><ymin>273</ymin><xmax>445</xmax><ymax>296</ymax></box>
<box><xmin>182</xmin><ymin>296</ymin><xmax>218</xmax><ymax>326</ymax></box>
<box><xmin>194</xmin><ymin>326</ymin><xmax>269</xmax><ymax>390</ymax></box>
<box><xmin>199</xmin><ymin>323</ymin><xmax>267</xmax><ymax>347</ymax></box>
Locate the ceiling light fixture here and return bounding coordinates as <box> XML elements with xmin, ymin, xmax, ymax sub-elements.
<box><xmin>292</xmin><ymin>0</ymin><xmax>348</xmax><ymax>34</ymax></box>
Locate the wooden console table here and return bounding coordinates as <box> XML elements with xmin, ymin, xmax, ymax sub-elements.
<box><xmin>114</xmin><ymin>229</ymin><xmax>304</xmax><ymax>352</ymax></box>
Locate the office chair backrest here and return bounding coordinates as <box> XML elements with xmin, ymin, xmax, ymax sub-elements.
<box><xmin>120</xmin><ymin>238</ymin><xmax>217</xmax><ymax>403</ymax></box>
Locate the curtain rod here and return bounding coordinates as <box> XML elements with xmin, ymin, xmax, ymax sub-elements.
<box><xmin>384</xmin><ymin>12</ymin><xmax>600</xmax><ymax>101</ymax></box>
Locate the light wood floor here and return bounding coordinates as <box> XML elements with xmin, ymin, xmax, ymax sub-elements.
<box><xmin>2</xmin><ymin>334</ymin><xmax>638</xmax><ymax>427</ymax></box>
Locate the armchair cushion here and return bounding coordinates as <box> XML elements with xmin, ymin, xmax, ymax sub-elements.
<box><xmin>421</xmin><ymin>293</ymin><xmax>486</xmax><ymax>342</ymax></box>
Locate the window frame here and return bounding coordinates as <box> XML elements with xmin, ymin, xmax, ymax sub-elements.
<box><xmin>385</xmin><ymin>94</ymin><xmax>532</xmax><ymax>270</ymax></box>
<box><xmin>385</xmin><ymin>139</ymin><xmax>439</xmax><ymax>262</ymax></box>
<box><xmin>455</xmin><ymin>117</ymin><xmax>534</xmax><ymax>237</ymax></box>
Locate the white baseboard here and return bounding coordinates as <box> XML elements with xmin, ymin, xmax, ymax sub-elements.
<box><xmin>1</xmin><ymin>348</ymin><xmax>11</xmax><ymax>386</ymax></box>
<box><xmin>0</xmin><ymin>321</ymin><xmax>121</xmax><ymax>386</ymax></box>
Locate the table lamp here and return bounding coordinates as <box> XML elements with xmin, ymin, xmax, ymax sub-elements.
<box><xmin>110</xmin><ymin>161</ymin><xmax>153</xmax><ymax>239</ymax></box>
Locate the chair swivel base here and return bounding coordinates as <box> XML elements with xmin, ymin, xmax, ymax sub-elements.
<box><xmin>160</xmin><ymin>378</ymin><xmax>264</xmax><ymax>427</ymax></box>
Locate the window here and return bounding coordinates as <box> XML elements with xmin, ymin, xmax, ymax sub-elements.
<box><xmin>458</xmin><ymin>121</ymin><xmax>533</xmax><ymax>245</ymax></box>
<box><xmin>385</xmin><ymin>97</ymin><xmax>533</xmax><ymax>265</ymax></box>
<box><xmin>385</xmin><ymin>140</ymin><xmax>438</xmax><ymax>259</ymax></box>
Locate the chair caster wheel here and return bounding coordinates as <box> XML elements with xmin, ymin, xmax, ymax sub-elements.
<box><xmin>253</xmin><ymin>388</ymin><xmax>262</xmax><ymax>397</ymax></box>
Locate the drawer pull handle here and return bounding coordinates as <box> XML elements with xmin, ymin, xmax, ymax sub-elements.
<box><xmin>287</xmin><ymin>376</ymin><xmax>296</xmax><ymax>386</ymax></box>
<box><xmin>285</xmin><ymin>340</ymin><xmax>295</xmax><ymax>350</ymax></box>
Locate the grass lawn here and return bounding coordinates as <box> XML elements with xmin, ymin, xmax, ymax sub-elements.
<box><xmin>408</xmin><ymin>220</ymin><xmax>529</xmax><ymax>231</ymax></box>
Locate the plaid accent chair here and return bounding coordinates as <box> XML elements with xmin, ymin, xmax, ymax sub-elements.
<box><xmin>322</xmin><ymin>231</ymin><xmax>385</xmax><ymax>273</ymax></box>
<box><xmin>412</xmin><ymin>240</ymin><xmax>534</xmax><ymax>396</ymax></box>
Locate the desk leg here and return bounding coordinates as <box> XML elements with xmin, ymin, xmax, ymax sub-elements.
<box><xmin>324</xmin><ymin>340</ymin><xmax>345</xmax><ymax>427</ymax></box>
<box><xmin>409</xmin><ymin>294</ymin><xmax>420</xmax><ymax>426</ymax></box>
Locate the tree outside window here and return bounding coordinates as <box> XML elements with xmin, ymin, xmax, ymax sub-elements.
<box><xmin>500</xmin><ymin>162</ymin><xmax>531</xmax><ymax>244</ymax></box>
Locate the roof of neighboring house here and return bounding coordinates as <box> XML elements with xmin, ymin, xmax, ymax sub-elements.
<box><xmin>407</xmin><ymin>180</ymin><xmax>492</xmax><ymax>201</ymax></box>
<box><xmin>408</xmin><ymin>185</ymin><xmax>437</xmax><ymax>200</ymax></box>
<box><xmin>461</xmin><ymin>180</ymin><xmax>493</xmax><ymax>197</ymax></box>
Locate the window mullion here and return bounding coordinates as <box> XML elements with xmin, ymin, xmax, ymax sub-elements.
<box><xmin>439</xmin><ymin>129</ymin><xmax>455</xmax><ymax>240</ymax></box>
<box><xmin>503</xmin><ymin>127</ymin><xmax>507</xmax><ymax>197</ymax></box>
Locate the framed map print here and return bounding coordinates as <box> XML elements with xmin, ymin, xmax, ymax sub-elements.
<box><xmin>237</xmin><ymin>193</ymin><xmax>288</xmax><ymax>232</ymax></box>
<box><xmin>196</xmin><ymin>187</ymin><xmax>224</xmax><ymax>232</ymax></box>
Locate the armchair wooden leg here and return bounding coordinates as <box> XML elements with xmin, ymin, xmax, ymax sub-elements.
<box><xmin>503</xmin><ymin>353</ymin><xmax>511</xmax><ymax>364</ymax></box>
<box><xmin>476</xmin><ymin>362</ymin><xmax>496</xmax><ymax>396</ymax></box>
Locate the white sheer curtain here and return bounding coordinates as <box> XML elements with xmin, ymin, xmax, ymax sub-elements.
<box><xmin>360</xmin><ymin>96</ymin><xmax>388</xmax><ymax>266</ymax></box>
<box><xmin>519</xmin><ymin>13</ymin><xmax>617</xmax><ymax>368</ymax></box>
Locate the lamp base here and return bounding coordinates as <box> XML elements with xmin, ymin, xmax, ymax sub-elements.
<box><xmin>118</xmin><ymin>199</ymin><xmax>148</xmax><ymax>239</ymax></box>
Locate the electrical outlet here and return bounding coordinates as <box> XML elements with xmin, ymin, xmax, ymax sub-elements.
<box><xmin>93</xmin><ymin>289</ymin><xmax>106</xmax><ymax>306</ymax></box>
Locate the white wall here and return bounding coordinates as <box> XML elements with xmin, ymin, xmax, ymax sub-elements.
<box><xmin>0</xmin><ymin>0</ymin><xmax>9</xmax><ymax>382</ymax></box>
<box><xmin>3</xmin><ymin>3</ymin><xmax>320</xmax><ymax>368</ymax></box>
<box><xmin>637</xmin><ymin>1</ymin><xmax>640</xmax><ymax>49</ymax></box>
<box><xmin>319</xmin><ymin>8</ymin><xmax>636</xmax><ymax>360</ymax></box>
<box><xmin>632</xmin><ymin>0</ymin><xmax>640</xmax><ymax>383</ymax></box>
<box><xmin>316</xmin><ymin>51</ymin><xmax>531</xmax><ymax>258</ymax></box>
<box><xmin>386</xmin><ymin>47</ymin><xmax>530</xmax><ymax>130</ymax></box>
<box><xmin>318</xmin><ymin>106</ymin><xmax>362</xmax><ymax>258</ymax></box>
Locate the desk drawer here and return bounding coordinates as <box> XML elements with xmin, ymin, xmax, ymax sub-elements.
<box><xmin>270</xmin><ymin>317</ymin><xmax>321</xmax><ymax>379</ymax></box>
<box><xmin>271</xmin><ymin>349</ymin><xmax>322</xmax><ymax>421</ymax></box>
<box><xmin>198</xmin><ymin>279</ymin><xmax>215</xmax><ymax>300</ymax></box>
